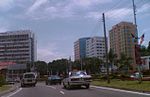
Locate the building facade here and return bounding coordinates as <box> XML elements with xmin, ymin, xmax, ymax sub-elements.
<box><xmin>0</xmin><ymin>30</ymin><xmax>36</xmax><ymax>63</ymax></box>
<box><xmin>86</xmin><ymin>37</ymin><xmax>106</xmax><ymax>60</ymax></box>
<box><xmin>109</xmin><ymin>21</ymin><xmax>137</xmax><ymax>68</ymax></box>
<box><xmin>74</xmin><ymin>37</ymin><xmax>90</xmax><ymax>60</ymax></box>
<box><xmin>141</xmin><ymin>56</ymin><xmax>150</xmax><ymax>70</ymax></box>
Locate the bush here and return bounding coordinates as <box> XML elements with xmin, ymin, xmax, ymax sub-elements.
<box><xmin>142</xmin><ymin>70</ymin><xmax>150</xmax><ymax>75</ymax></box>
<box><xmin>0</xmin><ymin>75</ymin><xmax>5</xmax><ymax>87</ymax></box>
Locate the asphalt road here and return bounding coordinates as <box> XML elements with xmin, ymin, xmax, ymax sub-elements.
<box><xmin>2</xmin><ymin>82</ymin><xmax>150</xmax><ymax>97</ymax></box>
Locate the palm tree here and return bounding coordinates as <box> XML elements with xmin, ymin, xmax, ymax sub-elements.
<box><xmin>108</xmin><ymin>49</ymin><xmax>117</xmax><ymax>73</ymax></box>
<box><xmin>118</xmin><ymin>53</ymin><xmax>132</xmax><ymax>74</ymax></box>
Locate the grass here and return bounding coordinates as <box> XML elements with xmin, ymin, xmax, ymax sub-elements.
<box><xmin>0</xmin><ymin>85</ymin><xmax>12</xmax><ymax>92</ymax></box>
<box><xmin>92</xmin><ymin>79</ymin><xmax>150</xmax><ymax>92</ymax></box>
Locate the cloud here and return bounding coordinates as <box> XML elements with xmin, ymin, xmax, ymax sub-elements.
<box><xmin>37</xmin><ymin>44</ymin><xmax>66</xmax><ymax>62</ymax></box>
<box><xmin>0</xmin><ymin>0</ymin><xmax>14</xmax><ymax>11</ymax></box>
<box><xmin>106</xmin><ymin>8</ymin><xmax>132</xmax><ymax>19</ymax></box>
<box><xmin>24</xmin><ymin>0</ymin><xmax>113</xmax><ymax>20</ymax></box>
<box><xmin>138</xmin><ymin>4</ymin><xmax>150</xmax><ymax>13</ymax></box>
<box><xmin>27</xmin><ymin>0</ymin><xmax>48</xmax><ymax>14</ymax></box>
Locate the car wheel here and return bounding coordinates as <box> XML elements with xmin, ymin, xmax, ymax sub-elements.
<box><xmin>85</xmin><ymin>84</ymin><xmax>90</xmax><ymax>89</ymax></box>
<box><xmin>21</xmin><ymin>84</ymin><xmax>24</xmax><ymax>87</ymax></box>
<box><xmin>63</xmin><ymin>82</ymin><xmax>66</xmax><ymax>89</ymax></box>
<box><xmin>67</xmin><ymin>82</ymin><xmax>71</xmax><ymax>89</ymax></box>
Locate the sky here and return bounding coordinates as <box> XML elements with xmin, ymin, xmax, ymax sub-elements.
<box><xmin>0</xmin><ymin>0</ymin><xmax>150</xmax><ymax>62</ymax></box>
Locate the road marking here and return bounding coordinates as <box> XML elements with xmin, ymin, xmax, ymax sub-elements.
<box><xmin>91</xmin><ymin>86</ymin><xmax>150</xmax><ymax>96</ymax></box>
<box><xmin>60</xmin><ymin>91</ymin><xmax>65</xmax><ymax>95</ymax></box>
<box><xmin>47</xmin><ymin>86</ymin><xmax>56</xmax><ymax>89</ymax></box>
<box><xmin>2</xmin><ymin>88</ymin><xmax>22</xmax><ymax>97</ymax></box>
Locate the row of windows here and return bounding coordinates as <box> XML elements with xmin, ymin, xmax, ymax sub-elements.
<box><xmin>0</xmin><ymin>46</ymin><xmax>29</xmax><ymax>49</ymax></box>
<box><xmin>0</xmin><ymin>39</ymin><xmax>29</xmax><ymax>42</ymax></box>
<box><xmin>0</xmin><ymin>54</ymin><xmax>30</xmax><ymax>57</ymax></box>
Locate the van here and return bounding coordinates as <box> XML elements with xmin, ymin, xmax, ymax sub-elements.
<box><xmin>21</xmin><ymin>72</ymin><xmax>37</xmax><ymax>87</ymax></box>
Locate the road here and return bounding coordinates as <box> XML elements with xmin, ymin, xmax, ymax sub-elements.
<box><xmin>2</xmin><ymin>82</ymin><xmax>150</xmax><ymax>97</ymax></box>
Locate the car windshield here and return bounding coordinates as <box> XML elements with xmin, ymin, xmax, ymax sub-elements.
<box><xmin>70</xmin><ymin>71</ymin><xmax>87</xmax><ymax>76</ymax></box>
<box><xmin>48</xmin><ymin>75</ymin><xmax>60</xmax><ymax>79</ymax></box>
<box><xmin>24</xmin><ymin>74</ymin><xmax>35</xmax><ymax>78</ymax></box>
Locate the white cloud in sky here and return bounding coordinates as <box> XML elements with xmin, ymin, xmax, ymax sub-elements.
<box><xmin>106</xmin><ymin>8</ymin><xmax>132</xmax><ymax>19</ymax></box>
<box><xmin>24</xmin><ymin>0</ymin><xmax>112</xmax><ymax>20</ymax></box>
<box><xmin>138</xmin><ymin>4</ymin><xmax>150</xmax><ymax>13</ymax></box>
<box><xmin>37</xmin><ymin>44</ymin><xmax>67</xmax><ymax>62</ymax></box>
<box><xmin>0</xmin><ymin>0</ymin><xmax>14</xmax><ymax>11</ymax></box>
<box><xmin>27</xmin><ymin>0</ymin><xmax>48</xmax><ymax>14</ymax></box>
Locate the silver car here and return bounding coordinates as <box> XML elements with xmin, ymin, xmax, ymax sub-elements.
<box><xmin>21</xmin><ymin>72</ymin><xmax>37</xmax><ymax>87</ymax></box>
<box><xmin>62</xmin><ymin>71</ymin><xmax>92</xmax><ymax>89</ymax></box>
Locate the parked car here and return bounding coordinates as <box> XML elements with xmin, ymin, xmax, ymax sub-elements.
<box><xmin>45</xmin><ymin>75</ymin><xmax>62</xmax><ymax>85</ymax></box>
<box><xmin>62</xmin><ymin>71</ymin><xmax>92</xmax><ymax>89</ymax></box>
<box><xmin>21</xmin><ymin>72</ymin><xmax>37</xmax><ymax>87</ymax></box>
<box><xmin>6</xmin><ymin>78</ymin><xmax>15</xmax><ymax>84</ymax></box>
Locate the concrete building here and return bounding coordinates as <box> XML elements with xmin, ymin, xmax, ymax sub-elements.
<box><xmin>86</xmin><ymin>36</ymin><xmax>106</xmax><ymax>60</ymax></box>
<box><xmin>141</xmin><ymin>56</ymin><xmax>150</xmax><ymax>70</ymax></box>
<box><xmin>0</xmin><ymin>30</ymin><xmax>36</xmax><ymax>64</ymax></box>
<box><xmin>109</xmin><ymin>21</ymin><xmax>137</xmax><ymax>68</ymax></box>
<box><xmin>74</xmin><ymin>37</ymin><xmax>90</xmax><ymax>60</ymax></box>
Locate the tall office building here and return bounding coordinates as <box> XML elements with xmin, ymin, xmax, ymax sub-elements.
<box><xmin>109</xmin><ymin>21</ymin><xmax>136</xmax><ymax>67</ymax></box>
<box><xmin>86</xmin><ymin>37</ymin><xmax>106</xmax><ymax>60</ymax></box>
<box><xmin>74</xmin><ymin>37</ymin><xmax>90</xmax><ymax>60</ymax></box>
<box><xmin>0</xmin><ymin>30</ymin><xmax>37</xmax><ymax>63</ymax></box>
<box><xmin>74</xmin><ymin>37</ymin><xmax>106</xmax><ymax>61</ymax></box>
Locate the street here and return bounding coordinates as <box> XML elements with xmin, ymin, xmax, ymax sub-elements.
<box><xmin>2</xmin><ymin>82</ymin><xmax>150</xmax><ymax>97</ymax></box>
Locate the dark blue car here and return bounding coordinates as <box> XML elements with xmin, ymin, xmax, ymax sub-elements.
<box><xmin>45</xmin><ymin>75</ymin><xmax>62</xmax><ymax>85</ymax></box>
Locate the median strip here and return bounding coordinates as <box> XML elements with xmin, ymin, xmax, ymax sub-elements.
<box><xmin>91</xmin><ymin>86</ymin><xmax>150</xmax><ymax>96</ymax></box>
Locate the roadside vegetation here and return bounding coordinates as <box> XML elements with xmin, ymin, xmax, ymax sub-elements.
<box><xmin>92</xmin><ymin>79</ymin><xmax>150</xmax><ymax>92</ymax></box>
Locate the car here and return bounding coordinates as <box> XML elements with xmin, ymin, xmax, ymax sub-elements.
<box><xmin>6</xmin><ymin>78</ymin><xmax>15</xmax><ymax>84</ymax></box>
<box><xmin>45</xmin><ymin>75</ymin><xmax>62</xmax><ymax>85</ymax></box>
<box><xmin>62</xmin><ymin>71</ymin><xmax>92</xmax><ymax>89</ymax></box>
<box><xmin>21</xmin><ymin>72</ymin><xmax>37</xmax><ymax>87</ymax></box>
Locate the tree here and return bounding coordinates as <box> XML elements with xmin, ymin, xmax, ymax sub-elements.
<box><xmin>48</xmin><ymin>59</ymin><xmax>68</xmax><ymax>75</ymax></box>
<box><xmin>34</xmin><ymin>61</ymin><xmax>48</xmax><ymax>75</ymax></box>
<box><xmin>117</xmin><ymin>53</ymin><xmax>132</xmax><ymax>74</ymax></box>
<box><xmin>108</xmin><ymin>49</ymin><xmax>117</xmax><ymax>73</ymax></box>
<box><xmin>82</xmin><ymin>57</ymin><xmax>103</xmax><ymax>74</ymax></box>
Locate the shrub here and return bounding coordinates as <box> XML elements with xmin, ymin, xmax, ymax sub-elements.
<box><xmin>0</xmin><ymin>75</ymin><xmax>5</xmax><ymax>87</ymax></box>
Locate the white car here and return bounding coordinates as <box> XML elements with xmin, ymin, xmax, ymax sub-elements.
<box><xmin>21</xmin><ymin>72</ymin><xmax>37</xmax><ymax>87</ymax></box>
<box><xmin>62</xmin><ymin>71</ymin><xmax>92</xmax><ymax>89</ymax></box>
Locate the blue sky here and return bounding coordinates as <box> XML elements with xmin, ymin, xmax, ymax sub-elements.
<box><xmin>0</xmin><ymin>0</ymin><xmax>150</xmax><ymax>62</ymax></box>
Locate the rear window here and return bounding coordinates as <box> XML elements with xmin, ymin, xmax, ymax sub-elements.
<box><xmin>24</xmin><ymin>74</ymin><xmax>35</xmax><ymax>78</ymax></box>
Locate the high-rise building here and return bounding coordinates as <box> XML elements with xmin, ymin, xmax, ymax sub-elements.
<box><xmin>74</xmin><ymin>36</ymin><xmax>106</xmax><ymax>61</ymax></box>
<box><xmin>0</xmin><ymin>30</ymin><xmax>37</xmax><ymax>63</ymax></box>
<box><xmin>109</xmin><ymin>21</ymin><xmax>136</xmax><ymax>67</ymax></box>
<box><xmin>86</xmin><ymin>37</ymin><xmax>106</xmax><ymax>60</ymax></box>
<box><xmin>74</xmin><ymin>37</ymin><xmax>90</xmax><ymax>60</ymax></box>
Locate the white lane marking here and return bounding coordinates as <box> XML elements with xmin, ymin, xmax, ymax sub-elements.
<box><xmin>60</xmin><ymin>91</ymin><xmax>65</xmax><ymax>95</ymax></box>
<box><xmin>46</xmin><ymin>86</ymin><xmax>56</xmax><ymax>89</ymax></box>
<box><xmin>2</xmin><ymin>88</ymin><xmax>22</xmax><ymax>97</ymax></box>
<box><xmin>91</xmin><ymin>86</ymin><xmax>150</xmax><ymax>96</ymax></box>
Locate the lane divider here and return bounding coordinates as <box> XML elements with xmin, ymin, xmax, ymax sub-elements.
<box><xmin>2</xmin><ymin>88</ymin><xmax>22</xmax><ymax>97</ymax></box>
<box><xmin>91</xmin><ymin>86</ymin><xmax>150</xmax><ymax>96</ymax></box>
<box><xmin>46</xmin><ymin>86</ymin><xmax>57</xmax><ymax>89</ymax></box>
<box><xmin>60</xmin><ymin>91</ymin><xmax>65</xmax><ymax>95</ymax></box>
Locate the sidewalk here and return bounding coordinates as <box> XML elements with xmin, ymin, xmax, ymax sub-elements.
<box><xmin>0</xmin><ymin>84</ymin><xmax>19</xmax><ymax>96</ymax></box>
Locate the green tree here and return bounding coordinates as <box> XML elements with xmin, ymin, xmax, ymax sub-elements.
<box><xmin>34</xmin><ymin>61</ymin><xmax>48</xmax><ymax>75</ymax></box>
<box><xmin>117</xmin><ymin>53</ymin><xmax>132</xmax><ymax>73</ymax></box>
<box><xmin>108</xmin><ymin>49</ymin><xmax>117</xmax><ymax>73</ymax></box>
<box><xmin>48</xmin><ymin>59</ymin><xmax>68</xmax><ymax>75</ymax></box>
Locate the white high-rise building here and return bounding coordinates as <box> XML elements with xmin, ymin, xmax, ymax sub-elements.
<box><xmin>0</xmin><ymin>30</ymin><xmax>37</xmax><ymax>63</ymax></box>
<box><xmin>86</xmin><ymin>37</ymin><xmax>106</xmax><ymax>60</ymax></box>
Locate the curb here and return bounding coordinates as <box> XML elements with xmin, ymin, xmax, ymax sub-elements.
<box><xmin>0</xmin><ymin>84</ymin><xmax>19</xmax><ymax>96</ymax></box>
<box><xmin>91</xmin><ymin>85</ymin><xmax>150</xmax><ymax>96</ymax></box>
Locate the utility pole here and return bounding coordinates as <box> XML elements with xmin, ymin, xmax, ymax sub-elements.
<box><xmin>102</xmin><ymin>13</ymin><xmax>110</xmax><ymax>84</ymax></box>
<box><xmin>132</xmin><ymin>0</ymin><xmax>142</xmax><ymax>84</ymax></box>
